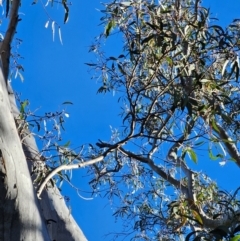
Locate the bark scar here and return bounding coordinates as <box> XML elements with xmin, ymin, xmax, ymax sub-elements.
<box><xmin>0</xmin><ymin>149</ymin><xmax>7</xmax><ymax>176</ymax></box>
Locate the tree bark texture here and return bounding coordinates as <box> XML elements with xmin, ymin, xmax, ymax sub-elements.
<box><xmin>0</xmin><ymin>56</ymin><xmax>87</xmax><ymax>240</ymax></box>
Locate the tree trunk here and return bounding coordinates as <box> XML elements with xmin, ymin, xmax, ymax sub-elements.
<box><xmin>0</xmin><ymin>56</ymin><xmax>87</xmax><ymax>240</ymax></box>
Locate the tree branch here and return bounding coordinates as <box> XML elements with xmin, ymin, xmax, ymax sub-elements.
<box><xmin>0</xmin><ymin>0</ymin><xmax>21</xmax><ymax>80</ymax></box>
<box><xmin>37</xmin><ymin>155</ymin><xmax>104</xmax><ymax>199</ymax></box>
<box><xmin>118</xmin><ymin>147</ymin><xmax>188</xmax><ymax>195</ymax></box>
<box><xmin>215</xmin><ymin>121</ymin><xmax>240</xmax><ymax>167</ymax></box>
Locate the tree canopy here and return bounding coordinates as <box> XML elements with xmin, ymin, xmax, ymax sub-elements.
<box><xmin>82</xmin><ymin>0</ymin><xmax>240</xmax><ymax>240</ymax></box>
<box><xmin>4</xmin><ymin>0</ymin><xmax>240</xmax><ymax>240</ymax></box>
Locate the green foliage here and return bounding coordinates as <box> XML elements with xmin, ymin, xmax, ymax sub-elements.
<box><xmin>84</xmin><ymin>0</ymin><xmax>240</xmax><ymax>240</ymax></box>
<box><xmin>20</xmin><ymin>0</ymin><xmax>240</xmax><ymax>240</ymax></box>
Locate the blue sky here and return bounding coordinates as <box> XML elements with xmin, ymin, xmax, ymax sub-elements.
<box><xmin>11</xmin><ymin>1</ymin><xmax>240</xmax><ymax>240</ymax></box>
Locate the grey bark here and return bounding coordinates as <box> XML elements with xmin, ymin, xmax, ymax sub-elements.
<box><xmin>0</xmin><ymin>1</ymin><xmax>88</xmax><ymax>239</ymax></box>
<box><xmin>0</xmin><ymin>61</ymin><xmax>51</xmax><ymax>240</ymax></box>
<box><xmin>6</xmin><ymin>73</ymin><xmax>88</xmax><ymax>241</ymax></box>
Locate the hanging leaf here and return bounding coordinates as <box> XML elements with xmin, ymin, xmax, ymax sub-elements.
<box><xmin>20</xmin><ymin>100</ymin><xmax>29</xmax><ymax>119</ymax></box>
<box><xmin>45</xmin><ymin>0</ymin><xmax>50</xmax><ymax>6</ymax></box>
<box><xmin>118</xmin><ymin>64</ymin><xmax>126</xmax><ymax>75</ymax></box>
<box><xmin>108</xmin><ymin>56</ymin><xmax>117</xmax><ymax>60</ymax></box>
<box><xmin>58</xmin><ymin>27</ymin><xmax>63</xmax><ymax>45</ymax></box>
<box><xmin>186</xmin><ymin>148</ymin><xmax>198</xmax><ymax>163</ymax></box>
<box><xmin>63</xmin><ymin>140</ymin><xmax>71</xmax><ymax>147</ymax></box>
<box><xmin>221</xmin><ymin>59</ymin><xmax>230</xmax><ymax>76</ymax></box>
<box><xmin>45</xmin><ymin>20</ymin><xmax>50</xmax><ymax>28</ymax></box>
<box><xmin>6</xmin><ymin>0</ymin><xmax>9</xmax><ymax>17</ymax></box>
<box><xmin>211</xmin><ymin>119</ymin><xmax>219</xmax><ymax>132</ymax></box>
<box><xmin>118</xmin><ymin>54</ymin><xmax>125</xmax><ymax>58</ymax></box>
<box><xmin>52</xmin><ymin>21</ymin><xmax>55</xmax><ymax>41</ymax></box>
<box><xmin>220</xmin><ymin>113</ymin><xmax>232</xmax><ymax>124</ymax></box>
<box><xmin>34</xmin><ymin>121</ymin><xmax>41</xmax><ymax>132</ymax></box>
<box><xmin>105</xmin><ymin>20</ymin><xmax>115</xmax><ymax>37</ymax></box>
<box><xmin>209</xmin><ymin>149</ymin><xmax>219</xmax><ymax>160</ymax></box>
<box><xmin>194</xmin><ymin>141</ymin><xmax>205</xmax><ymax>146</ymax></box>
<box><xmin>191</xmin><ymin>210</ymin><xmax>203</xmax><ymax>225</ymax></box>
<box><xmin>185</xmin><ymin>231</ymin><xmax>201</xmax><ymax>241</ymax></box>
<box><xmin>62</xmin><ymin>101</ymin><xmax>73</xmax><ymax>105</ymax></box>
<box><xmin>62</xmin><ymin>0</ymin><xmax>69</xmax><ymax>24</ymax></box>
<box><xmin>18</xmin><ymin>72</ymin><xmax>24</xmax><ymax>82</ymax></box>
<box><xmin>85</xmin><ymin>63</ymin><xmax>97</xmax><ymax>66</ymax></box>
<box><xmin>230</xmin><ymin>234</ymin><xmax>240</xmax><ymax>241</ymax></box>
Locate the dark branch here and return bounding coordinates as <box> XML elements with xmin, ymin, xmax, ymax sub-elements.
<box><xmin>0</xmin><ymin>0</ymin><xmax>21</xmax><ymax>81</ymax></box>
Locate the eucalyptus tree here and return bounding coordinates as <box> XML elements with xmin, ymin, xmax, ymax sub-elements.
<box><xmin>81</xmin><ymin>0</ymin><xmax>240</xmax><ymax>240</ymax></box>
<box><xmin>0</xmin><ymin>1</ymin><xmax>87</xmax><ymax>240</ymax></box>
<box><xmin>3</xmin><ymin>0</ymin><xmax>240</xmax><ymax>241</ymax></box>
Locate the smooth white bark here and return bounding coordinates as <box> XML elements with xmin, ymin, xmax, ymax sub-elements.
<box><xmin>0</xmin><ymin>61</ymin><xmax>87</xmax><ymax>240</ymax></box>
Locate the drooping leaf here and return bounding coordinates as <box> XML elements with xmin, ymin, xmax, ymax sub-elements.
<box><xmin>191</xmin><ymin>210</ymin><xmax>203</xmax><ymax>225</ymax></box>
<box><xmin>117</xmin><ymin>64</ymin><xmax>126</xmax><ymax>75</ymax></box>
<box><xmin>194</xmin><ymin>141</ymin><xmax>205</xmax><ymax>146</ymax></box>
<box><xmin>85</xmin><ymin>63</ymin><xmax>97</xmax><ymax>66</ymax></box>
<box><xmin>62</xmin><ymin>0</ymin><xmax>69</xmax><ymax>24</ymax></box>
<box><xmin>211</xmin><ymin>119</ymin><xmax>219</xmax><ymax>132</ymax></box>
<box><xmin>97</xmin><ymin>85</ymin><xmax>110</xmax><ymax>94</ymax></box>
<box><xmin>58</xmin><ymin>27</ymin><xmax>63</xmax><ymax>45</ymax></box>
<box><xmin>186</xmin><ymin>148</ymin><xmax>198</xmax><ymax>163</ymax></box>
<box><xmin>118</xmin><ymin>54</ymin><xmax>125</xmax><ymax>58</ymax></box>
<box><xmin>105</xmin><ymin>20</ymin><xmax>115</xmax><ymax>37</ymax></box>
<box><xmin>108</xmin><ymin>56</ymin><xmax>117</xmax><ymax>60</ymax></box>
<box><xmin>209</xmin><ymin>149</ymin><xmax>219</xmax><ymax>160</ymax></box>
<box><xmin>62</xmin><ymin>101</ymin><xmax>73</xmax><ymax>105</ymax></box>
<box><xmin>230</xmin><ymin>234</ymin><xmax>240</xmax><ymax>241</ymax></box>
<box><xmin>185</xmin><ymin>231</ymin><xmax>201</xmax><ymax>241</ymax></box>
<box><xmin>63</xmin><ymin>140</ymin><xmax>71</xmax><ymax>147</ymax></box>
<box><xmin>211</xmin><ymin>25</ymin><xmax>225</xmax><ymax>35</ymax></box>
<box><xmin>17</xmin><ymin>71</ymin><xmax>24</xmax><ymax>82</ymax></box>
<box><xmin>52</xmin><ymin>21</ymin><xmax>55</xmax><ymax>41</ymax></box>
<box><xmin>45</xmin><ymin>20</ymin><xmax>50</xmax><ymax>28</ymax></box>
<box><xmin>222</xmin><ymin>59</ymin><xmax>230</xmax><ymax>76</ymax></box>
<box><xmin>20</xmin><ymin>100</ymin><xmax>29</xmax><ymax>119</ymax></box>
<box><xmin>34</xmin><ymin>121</ymin><xmax>41</xmax><ymax>132</ymax></box>
<box><xmin>6</xmin><ymin>0</ymin><xmax>9</xmax><ymax>17</ymax></box>
<box><xmin>220</xmin><ymin>113</ymin><xmax>232</xmax><ymax>124</ymax></box>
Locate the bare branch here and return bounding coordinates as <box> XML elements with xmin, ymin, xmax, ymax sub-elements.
<box><xmin>37</xmin><ymin>155</ymin><xmax>104</xmax><ymax>199</ymax></box>
<box><xmin>0</xmin><ymin>0</ymin><xmax>21</xmax><ymax>80</ymax></box>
